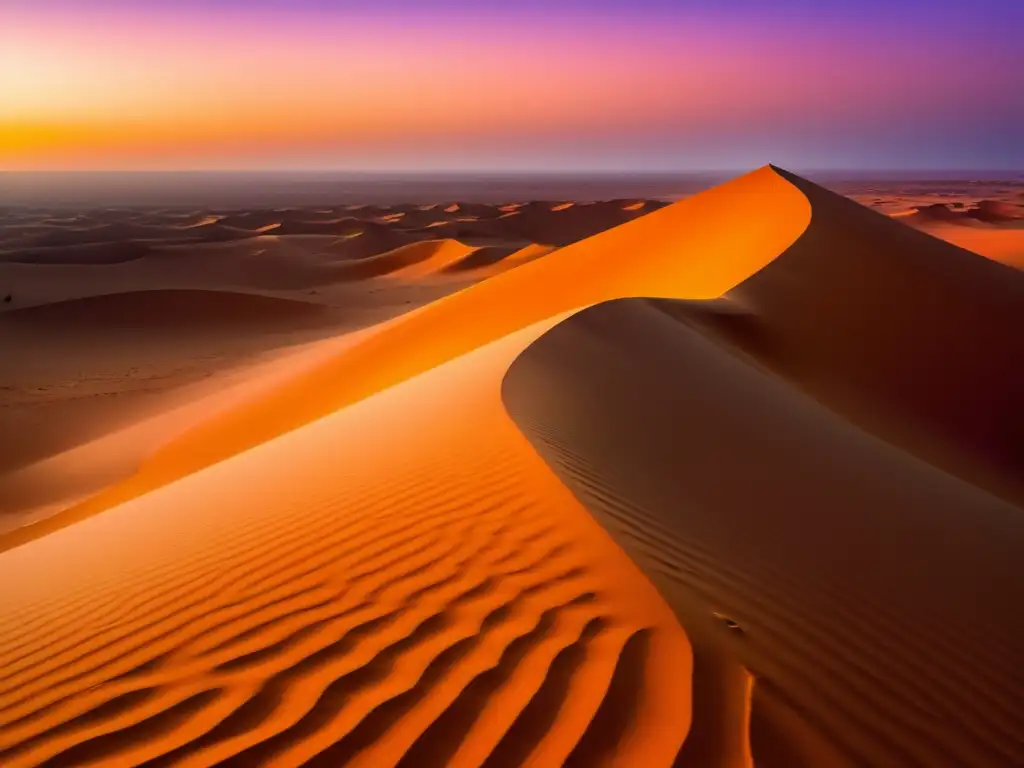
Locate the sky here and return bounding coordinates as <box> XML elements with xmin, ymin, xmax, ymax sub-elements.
<box><xmin>2</xmin><ymin>0</ymin><xmax>1022</xmax><ymax>172</ymax></box>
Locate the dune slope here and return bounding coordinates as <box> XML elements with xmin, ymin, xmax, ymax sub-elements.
<box><xmin>497</xmin><ymin>166</ymin><xmax>1024</xmax><ymax>765</ymax></box>
<box><xmin>732</xmin><ymin>168</ymin><xmax>1024</xmax><ymax>502</ymax></box>
<box><xmin>503</xmin><ymin>297</ymin><xmax>1024</xmax><ymax>766</ymax></box>
<box><xmin>3</xmin><ymin>166</ymin><xmax>1022</xmax><ymax>766</ymax></box>
<box><xmin>3</xmin><ymin>166</ymin><xmax>809</xmax><ymax>551</ymax></box>
<box><xmin>0</xmin><ymin>320</ymin><xmax>690</xmax><ymax>767</ymax></box>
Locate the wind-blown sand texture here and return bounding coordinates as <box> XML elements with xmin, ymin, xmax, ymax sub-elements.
<box><xmin>1</xmin><ymin>167</ymin><xmax>1023</xmax><ymax>766</ymax></box>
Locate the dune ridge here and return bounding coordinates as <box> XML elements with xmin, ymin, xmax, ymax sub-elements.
<box><xmin>732</xmin><ymin>169</ymin><xmax>1024</xmax><ymax>501</ymax></box>
<box><xmin>497</xmin><ymin>169</ymin><xmax>1024</xmax><ymax>764</ymax></box>
<box><xmin>4</xmin><ymin>166</ymin><xmax>809</xmax><ymax>550</ymax></box>
<box><xmin>0</xmin><ymin>319</ymin><xmax>690</xmax><ymax>767</ymax></box>
<box><xmin>503</xmin><ymin>297</ymin><xmax>1024</xmax><ymax>766</ymax></box>
<box><xmin>2</xmin><ymin>166</ymin><xmax>1023</xmax><ymax>765</ymax></box>
<box><xmin>0</xmin><ymin>194</ymin><xmax>668</xmax><ymax>533</ymax></box>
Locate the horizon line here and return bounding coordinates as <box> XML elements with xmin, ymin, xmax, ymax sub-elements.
<box><xmin>3</xmin><ymin>167</ymin><xmax>1023</xmax><ymax>176</ymax></box>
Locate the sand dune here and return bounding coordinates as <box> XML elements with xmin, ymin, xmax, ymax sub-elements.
<box><xmin>0</xmin><ymin>319</ymin><xmax>690</xmax><ymax>767</ymax></box>
<box><xmin>0</xmin><ymin>289</ymin><xmax>365</xmax><ymax>523</ymax></box>
<box><xmin>327</xmin><ymin>239</ymin><xmax>484</xmax><ymax>281</ymax></box>
<box><xmin>271</xmin><ymin>218</ymin><xmax>368</xmax><ymax>237</ymax></box>
<box><xmin>734</xmin><ymin>169</ymin><xmax>1024</xmax><ymax>501</ymax></box>
<box><xmin>504</xmin><ymin>294</ymin><xmax>1024</xmax><ymax>765</ymax></box>
<box><xmin>0</xmin><ymin>328</ymin><xmax>380</xmax><ymax>538</ymax></box>
<box><xmin>486</xmin><ymin>201</ymin><xmax>660</xmax><ymax>246</ymax></box>
<box><xmin>19</xmin><ymin>166</ymin><xmax>806</xmax><ymax>543</ymax></box>
<box><xmin>888</xmin><ymin>196</ymin><xmax>1024</xmax><ymax>269</ymax></box>
<box><xmin>1</xmin><ymin>289</ymin><xmax>340</xmax><ymax>332</ymax></box>
<box><xmin>898</xmin><ymin>199</ymin><xmax>1024</xmax><ymax>227</ymax></box>
<box><xmin>898</xmin><ymin>202</ymin><xmax>965</xmax><ymax>223</ymax></box>
<box><xmin>381</xmin><ymin>240</ymin><xmax>484</xmax><ymax>279</ymax></box>
<box><xmin>0</xmin><ymin>196</ymin><xmax>662</xmax><ymax>535</ymax></box>
<box><xmin>966</xmin><ymin>199</ymin><xmax>1023</xmax><ymax>223</ymax></box>
<box><xmin>440</xmin><ymin>243</ymin><xmax>555</xmax><ymax>275</ymax></box>
<box><xmin>0</xmin><ymin>241</ymin><xmax>157</xmax><ymax>266</ymax></box>
<box><xmin>1</xmin><ymin>166</ymin><xmax>1023</xmax><ymax>765</ymax></box>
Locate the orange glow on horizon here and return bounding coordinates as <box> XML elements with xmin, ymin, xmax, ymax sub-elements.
<box><xmin>3</xmin><ymin>4</ymin><xmax>1017</xmax><ymax>170</ymax></box>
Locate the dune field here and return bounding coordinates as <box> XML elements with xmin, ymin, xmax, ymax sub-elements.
<box><xmin>864</xmin><ymin>191</ymin><xmax>1024</xmax><ymax>269</ymax></box>
<box><xmin>1</xmin><ymin>167</ymin><xmax>1023</xmax><ymax>766</ymax></box>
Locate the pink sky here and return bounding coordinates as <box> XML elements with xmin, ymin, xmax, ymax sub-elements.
<box><xmin>4</xmin><ymin>1</ymin><xmax>1022</xmax><ymax>170</ymax></box>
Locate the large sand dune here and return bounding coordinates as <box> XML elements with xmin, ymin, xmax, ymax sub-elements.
<box><xmin>504</xmin><ymin>297</ymin><xmax>1023</xmax><ymax>765</ymax></box>
<box><xmin>1</xmin><ymin>167</ymin><xmax>1023</xmax><ymax>765</ymax></box>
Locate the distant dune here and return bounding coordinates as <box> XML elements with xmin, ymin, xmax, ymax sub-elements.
<box><xmin>898</xmin><ymin>202</ymin><xmax>964</xmax><ymax>223</ymax></box>
<box><xmin>966</xmin><ymin>199</ymin><xmax>1024</xmax><ymax>223</ymax></box>
<box><xmin>1</xmin><ymin>167</ymin><xmax>1023</xmax><ymax>766</ymax></box>
<box><xmin>1</xmin><ymin>288</ymin><xmax>344</xmax><ymax>330</ymax></box>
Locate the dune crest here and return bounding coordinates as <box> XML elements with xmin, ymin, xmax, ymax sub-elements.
<box><xmin>3</xmin><ymin>166</ymin><xmax>1023</xmax><ymax>765</ymax></box>
<box><xmin>498</xmin><ymin>167</ymin><xmax>1024</xmax><ymax>763</ymax></box>
<box><xmin>10</xmin><ymin>166</ymin><xmax>809</xmax><ymax>548</ymax></box>
<box><xmin>0</xmin><ymin>318</ymin><xmax>690</xmax><ymax>767</ymax></box>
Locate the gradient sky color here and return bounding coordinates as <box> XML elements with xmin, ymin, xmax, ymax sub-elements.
<box><xmin>3</xmin><ymin>0</ymin><xmax>1022</xmax><ymax>171</ymax></box>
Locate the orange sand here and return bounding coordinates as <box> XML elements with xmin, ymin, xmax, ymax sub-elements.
<box><xmin>913</xmin><ymin>223</ymin><xmax>1024</xmax><ymax>269</ymax></box>
<box><xmin>2</xmin><ymin>167</ymin><xmax>1023</xmax><ymax>765</ymax></box>
<box><xmin>0</xmin><ymin>319</ymin><xmax>690</xmax><ymax>766</ymax></box>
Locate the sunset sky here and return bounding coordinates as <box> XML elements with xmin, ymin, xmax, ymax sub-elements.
<box><xmin>3</xmin><ymin>0</ymin><xmax>1022</xmax><ymax>171</ymax></box>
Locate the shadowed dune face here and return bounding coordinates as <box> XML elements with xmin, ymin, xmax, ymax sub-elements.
<box><xmin>498</xmin><ymin>168</ymin><xmax>1024</xmax><ymax>765</ymax></box>
<box><xmin>0</xmin><ymin>198</ymin><xmax>662</xmax><ymax>311</ymax></box>
<box><xmin>0</xmin><ymin>289</ymin><xmax>341</xmax><ymax>331</ymax></box>
<box><xmin>732</xmin><ymin>169</ymin><xmax>1024</xmax><ymax>502</ymax></box>
<box><xmin>2</xmin><ymin>167</ymin><xmax>1024</xmax><ymax>766</ymax></box>
<box><xmin>0</xmin><ymin>167</ymin><xmax>809</xmax><ymax>765</ymax></box>
<box><xmin>502</xmin><ymin>297</ymin><xmax>1024</xmax><ymax>766</ymax></box>
<box><xmin>8</xmin><ymin>167</ymin><xmax>809</xmax><ymax>549</ymax></box>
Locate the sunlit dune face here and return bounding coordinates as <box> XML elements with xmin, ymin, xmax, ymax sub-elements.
<box><xmin>182</xmin><ymin>216</ymin><xmax>222</xmax><ymax>228</ymax></box>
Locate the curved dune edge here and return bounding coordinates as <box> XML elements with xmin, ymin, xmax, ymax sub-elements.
<box><xmin>0</xmin><ymin>328</ymin><xmax>384</xmax><ymax>530</ymax></box>
<box><xmin>0</xmin><ymin>165</ymin><xmax>812</xmax><ymax>554</ymax></box>
<box><xmin>4</xmin><ymin>165</ymin><xmax>1018</xmax><ymax>764</ymax></box>
<box><xmin>501</xmin><ymin>296</ymin><xmax>1024</xmax><ymax>766</ymax></box>
<box><xmin>497</xmin><ymin>174</ymin><xmax>1024</xmax><ymax>763</ymax></box>
<box><xmin>0</xmin><ymin>316</ymin><xmax>692</xmax><ymax>767</ymax></box>
<box><xmin>741</xmin><ymin>169</ymin><xmax>1024</xmax><ymax>504</ymax></box>
<box><xmin>380</xmin><ymin>239</ymin><xmax>481</xmax><ymax>279</ymax></box>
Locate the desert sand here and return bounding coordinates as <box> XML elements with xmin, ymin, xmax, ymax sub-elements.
<box><xmin>1</xmin><ymin>167</ymin><xmax>1022</xmax><ymax>766</ymax></box>
<box><xmin>851</xmin><ymin>183</ymin><xmax>1024</xmax><ymax>269</ymax></box>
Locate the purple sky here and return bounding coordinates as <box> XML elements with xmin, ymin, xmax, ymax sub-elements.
<box><xmin>4</xmin><ymin>0</ymin><xmax>1022</xmax><ymax>170</ymax></box>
